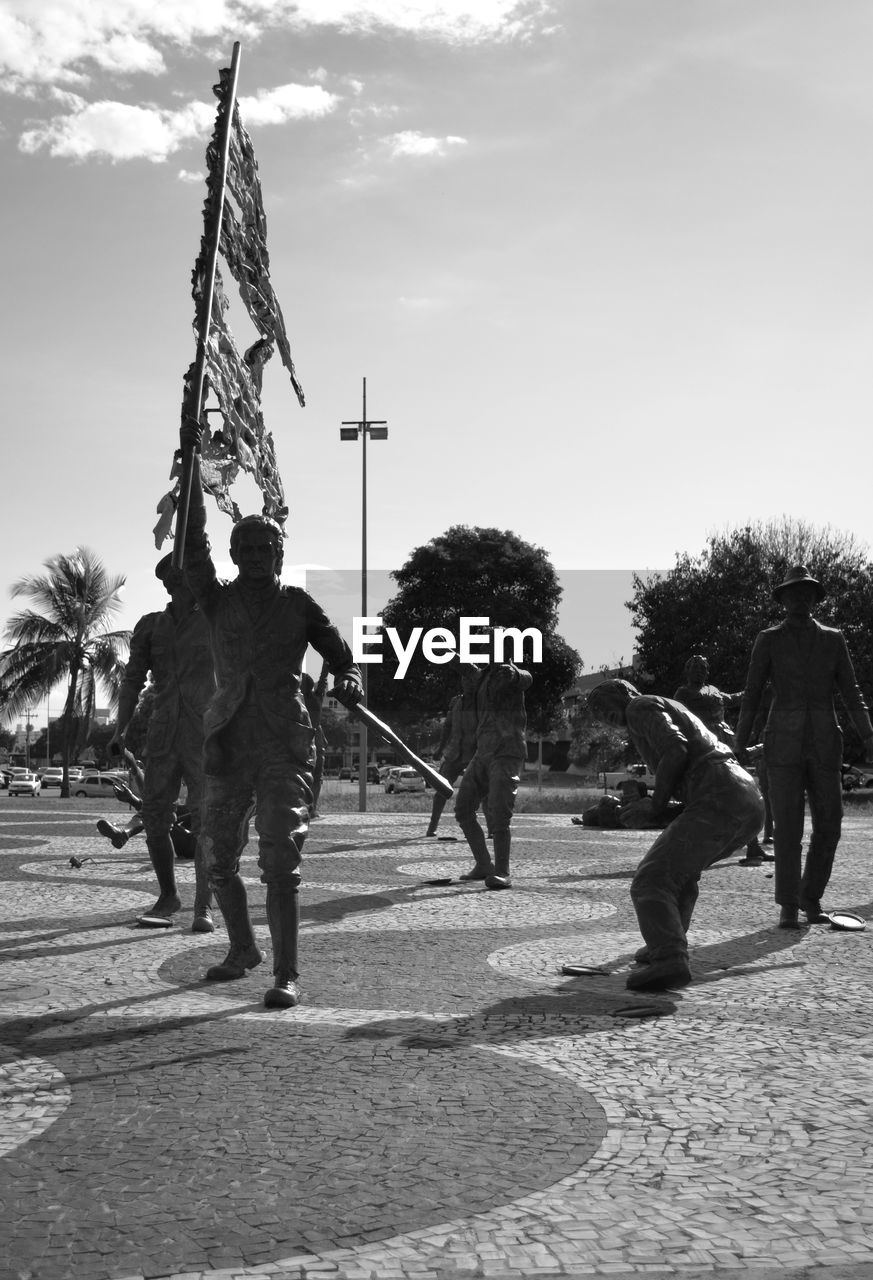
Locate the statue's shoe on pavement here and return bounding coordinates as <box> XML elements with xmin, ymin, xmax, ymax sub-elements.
<box><xmin>625</xmin><ymin>957</ymin><xmax>691</xmax><ymax>991</ymax></box>
<box><xmin>192</xmin><ymin>906</ymin><xmax>216</xmax><ymax>934</ymax></box>
<box><xmin>137</xmin><ymin>892</ymin><xmax>181</xmax><ymax>928</ymax></box>
<box><xmin>264</xmin><ymin>977</ymin><xmax>300</xmax><ymax>1009</ymax></box>
<box><xmin>205</xmin><ymin>944</ymin><xmax>264</xmax><ymax>980</ymax></box>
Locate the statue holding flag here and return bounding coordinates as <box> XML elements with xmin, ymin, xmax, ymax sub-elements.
<box><xmin>177</xmin><ymin>431</ymin><xmax>363</xmax><ymax>1008</ymax></box>
<box><xmin>152</xmin><ymin>46</ymin><xmax>388</xmax><ymax>1007</ymax></box>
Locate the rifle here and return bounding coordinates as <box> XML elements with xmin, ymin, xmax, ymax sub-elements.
<box><xmin>332</xmin><ymin>690</ymin><xmax>454</xmax><ymax>799</ymax></box>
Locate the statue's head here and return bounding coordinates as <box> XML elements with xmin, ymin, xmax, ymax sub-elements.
<box><xmin>155</xmin><ymin>553</ymin><xmax>191</xmax><ymax>602</ymax></box>
<box><xmin>772</xmin><ymin>565</ymin><xmax>823</xmax><ymax>618</ymax></box>
<box><xmin>230</xmin><ymin>515</ymin><xmax>285</xmax><ymax>582</ymax></box>
<box><xmin>587</xmin><ymin>678</ymin><xmax>639</xmax><ymax>727</ymax></box>
<box><xmin>683</xmin><ymin>654</ymin><xmax>709</xmax><ymax>686</ymax></box>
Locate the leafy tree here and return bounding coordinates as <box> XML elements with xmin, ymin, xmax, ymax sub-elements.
<box><xmin>628</xmin><ymin>518</ymin><xmax>873</xmax><ymax>757</ymax></box>
<box><xmin>568</xmin><ymin>699</ymin><xmax>633</xmax><ymax>775</ymax></box>
<box><xmin>318</xmin><ymin>706</ymin><xmax>350</xmax><ymax>754</ymax></box>
<box><xmin>366</xmin><ymin>525</ymin><xmax>580</xmax><ymax>732</ymax></box>
<box><xmin>0</xmin><ymin>548</ymin><xmax>131</xmax><ymax>796</ymax></box>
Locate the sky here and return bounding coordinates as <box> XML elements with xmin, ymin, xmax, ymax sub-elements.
<box><xmin>1</xmin><ymin>0</ymin><xmax>872</xmax><ymax>726</ymax></box>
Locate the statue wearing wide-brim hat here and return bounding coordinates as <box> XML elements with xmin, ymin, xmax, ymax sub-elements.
<box><xmin>771</xmin><ymin>564</ymin><xmax>825</xmax><ymax>602</ymax></box>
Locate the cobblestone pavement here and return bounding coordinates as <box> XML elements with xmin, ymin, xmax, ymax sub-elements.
<box><xmin>1</xmin><ymin>796</ymin><xmax>872</xmax><ymax>1280</ymax></box>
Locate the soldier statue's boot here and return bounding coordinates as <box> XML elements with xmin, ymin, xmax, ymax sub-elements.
<box><xmin>485</xmin><ymin>830</ymin><xmax>512</xmax><ymax>890</ymax></box>
<box><xmin>458</xmin><ymin>822</ymin><xmax>494</xmax><ymax>881</ymax></box>
<box><xmin>627</xmin><ymin>899</ymin><xmax>691</xmax><ymax>989</ymax></box>
<box><xmin>142</xmin><ymin>833</ymin><xmax>181</xmax><ymax>920</ymax></box>
<box><xmin>96</xmin><ymin>819</ymin><xmax>139</xmax><ymax>850</ymax></box>
<box><xmin>425</xmin><ymin>793</ymin><xmax>448</xmax><ymax>838</ymax></box>
<box><xmin>779</xmin><ymin>904</ymin><xmax>802</xmax><ymax>929</ymax></box>
<box><xmin>191</xmin><ymin>841</ymin><xmax>216</xmax><ymax>934</ymax></box>
<box><xmin>263</xmin><ymin>883</ymin><xmax>300</xmax><ymax>1009</ymax></box>
<box><xmin>626</xmin><ymin>955</ymin><xmax>691</xmax><ymax>991</ymax></box>
<box><xmin>206</xmin><ymin>874</ymin><xmax>263</xmax><ymax>979</ymax></box>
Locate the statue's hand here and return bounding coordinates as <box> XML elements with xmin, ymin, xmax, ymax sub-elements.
<box><xmin>331</xmin><ymin>677</ymin><xmax>363</xmax><ymax>707</ymax></box>
<box><xmin>179</xmin><ymin>415</ymin><xmax>203</xmax><ymax>454</ymax></box>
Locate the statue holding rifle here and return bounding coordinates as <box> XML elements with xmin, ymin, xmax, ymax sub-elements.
<box><xmin>176</xmin><ymin>416</ymin><xmax>363</xmax><ymax>1009</ymax></box>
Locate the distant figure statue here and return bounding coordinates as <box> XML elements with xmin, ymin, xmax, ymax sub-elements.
<box><xmin>734</xmin><ymin>565</ymin><xmax>873</xmax><ymax>929</ymax></box>
<box><xmin>673</xmin><ymin>655</ymin><xmax>741</xmax><ymax>745</ymax></box>
<box><xmin>673</xmin><ymin>654</ymin><xmax>770</xmax><ymax>865</ymax></box>
<box><xmin>454</xmin><ymin>647</ymin><xmax>532</xmax><ymax>890</ymax></box>
<box><xmin>426</xmin><ymin>663</ymin><xmax>478</xmax><ymax>837</ymax></box>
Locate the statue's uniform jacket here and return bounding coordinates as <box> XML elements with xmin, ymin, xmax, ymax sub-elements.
<box><xmin>672</xmin><ymin>682</ymin><xmax>741</xmax><ymax>746</ymax></box>
<box><xmin>735</xmin><ymin>617</ymin><xmax>873</xmax><ymax>910</ymax></box>
<box><xmin>439</xmin><ymin>691</ymin><xmax>478</xmax><ymax>772</ymax></box>
<box><xmin>191</xmin><ymin>576</ymin><xmax>355</xmax><ymax>774</ymax></box>
<box><xmin>118</xmin><ymin>605</ymin><xmax>214</xmax><ymax>831</ymax></box>
<box><xmin>735</xmin><ymin>619</ymin><xmax>873</xmax><ymax>768</ymax></box>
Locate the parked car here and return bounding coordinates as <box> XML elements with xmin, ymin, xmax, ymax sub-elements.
<box><xmin>72</xmin><ymin>772</ymin><xmax>127</xmax><ymax>798</ymax></box>
<box><xmin>338</xmin><ymin>767</ymin><xmax>353</xmax><ymax>780</ymax></box>
<box><xmin>8</xmin><ymin>771</ymin><xmax>41</xmax><ymax>797</ymax></box>
<box><xmin>842</xmin><ymin>765</ymin><xmax>873</xmax><ymax>792</ymax></box>
<box><xmin>383</xmin><ymin>766</ymin><xmax>426</xmax><ymax>794</ymax></box>
<box><xmin>601</xmin><ymin>764</ymin><xmax>656</xmax><ymax>792</ymax></box>
<box><xmin>350</xmin><ymin>765</ymin><xmax>382</xmax><ymax>783</ymax></box>
<box><xmin>39</xmin><ymin>767</ymin><xmax>65</xmax><ymax>788</ymax></box>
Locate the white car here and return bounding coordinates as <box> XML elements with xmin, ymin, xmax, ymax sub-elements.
<box><xmin>383</xmin><ymin>766</ymin><xmax>426</xmax><ymax>794</ymax></box>
<box><xmin>601</xmin><ymin>764</ymin><xmax>656</xmax><ymax>792</ymax></box>
<box><xmin>39</xmin><ymin>767</ymin><xmax>65</xmax><ymax>788</ymax></box>
<box><xmin>72</xmin><ymin>772</ymin><xmax>128</xmax><ymax>798</ymax></box>
<box><xmin>8</xmin><ymin>771</ymin><xmax>41</xmax><ymax>797</ymax></box>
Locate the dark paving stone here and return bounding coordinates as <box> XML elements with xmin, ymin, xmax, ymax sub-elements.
<box><xmin>0</xmin><ymin>1018</ymin><xmax>605</xmax><ymax>1280</ymax></box>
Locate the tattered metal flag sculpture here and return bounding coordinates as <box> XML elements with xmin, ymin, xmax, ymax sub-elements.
<box><xmin>153</xmin><ymin>43</ymin><xmax>302</xmax><ymax>555</ymax></box>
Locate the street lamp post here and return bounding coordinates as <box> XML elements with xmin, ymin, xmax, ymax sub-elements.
<box><xmin>341</xmin><ymin>376</ymin><xmax>388</xmax><ymax>813</ymax></box>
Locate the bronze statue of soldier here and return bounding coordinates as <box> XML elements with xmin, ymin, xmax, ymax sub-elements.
<box><xmin>454</xmin><ymin>649</ymin><xmax>533</xmax><ymax>890</ymax></box>
<box><xmin>673</xmin><ymin>655</ymin><xmax>742</xmax><ymax>746</ymax></box>
<box><xmin>673</xmin><ymin>653</ymin><xmax>771</xmax><ymax>865</ymax></box>
<box><xmin>177</xmin><ymin>418</ymin><xmax>363</xmax><ymax>1008</ymax></box>
<box><xmin>588</xmin><ymin>679</ymin><xmax>764</xmax><ymax>991</ymax></box>
<box><xmin>426</xmin><ymin>663</ymin><xmax>479</xmax><ymax>837</ymax></box>
<box><xmin>734</xmin><ymin>565</ymin><xmax>873</xmax><ymax>928</ymax></box>
<box><xmin>108</xmin><ymin>554</ymin><xmax>215</xmax><ymax>931</ymax></box>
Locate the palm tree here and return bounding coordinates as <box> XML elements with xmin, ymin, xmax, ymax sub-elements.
<box><xmin>0</xmin><ymin>548</ymin><xmax>131</xmax><ymax>797</ymax></box>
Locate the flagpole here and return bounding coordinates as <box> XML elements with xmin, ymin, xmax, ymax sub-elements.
<box><xmin>173</xmin><ymin>40</ymin><xmax>242</xmax><ymax>570</ymax></box>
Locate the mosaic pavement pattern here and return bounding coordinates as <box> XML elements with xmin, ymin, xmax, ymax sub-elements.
<box><xmin>1</xmin><ymin>797</ymin><xmax>872</xmax><ymax>1279</ymax></box>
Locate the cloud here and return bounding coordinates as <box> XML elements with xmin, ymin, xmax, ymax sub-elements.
<box><xmin>238</xmin><ymin>82</ymin><xmax>338</xmax><ymax>126</ymax></box>
<box><xmin>18</xmin><ymin>97</ymin><xmax>214</xmax><ymax>162</ymax></box>
<box><xmin>0</xmin><ymin>1</ymin><xmax>552</xmax><ymax>94</ymax></box>
<box><xmin>382</xmin><ymin>130</ymin><xmax>467</xmax><ymax>158</ymax></box>
<box><xmin>283</xmin><ymin>0</ymin><xmax>553</xmax><ymax>42</ymax></box>
<box><xmin>3</xmin><ymin>0</ymin><xmax>547</xmax><ymax>161</ymax></box>
<box><xmin>177</xmin><ymin>167</ymin><xmax>204</xmax><ymax>183</ymax></box>
<box><xmin>18</xmin><ymin>81</ymin><xmax>338</xmax><ymax>162</ymax></box>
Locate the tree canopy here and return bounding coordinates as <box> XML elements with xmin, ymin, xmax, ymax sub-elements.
<box><xmin>0</xmin><ymin>548</ymin><xmax>130</xmax><ymax>795</ymax></box>
<box><xmin>628</xmin><ymin>519</ymin><xmax>873</xmax><ymax>751</ymax></box>
<box><xmin>367</xmin><ymin>525</ymin><xmax>580</xmax><ymax>732</ymax></box>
